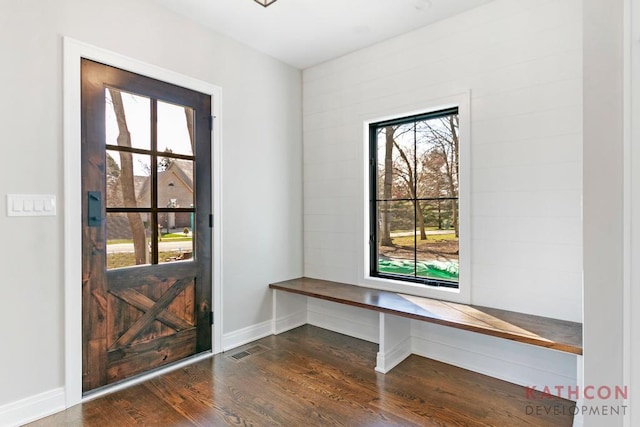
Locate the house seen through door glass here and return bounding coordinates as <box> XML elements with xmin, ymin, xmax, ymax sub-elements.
<box><xmin>105</xmin><ymin>89</ymin><xmax>196</xmax><ymax>269</ymax></box>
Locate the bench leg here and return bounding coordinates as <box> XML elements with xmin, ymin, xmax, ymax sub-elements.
<box><xmin>272</xmin><ymin>290</ymin><xmax>307</xmax><ymax>335</ymax></box>
<box><xmin>375</xmin><ymin>313</ymin><xmax>412</xmax><ymax>374</ymax></box>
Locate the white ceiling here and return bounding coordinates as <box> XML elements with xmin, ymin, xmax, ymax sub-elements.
<box><xmin>155</xmin><ymin>0</ymin><xmax>494</xmax><ymax>69</ymax></box>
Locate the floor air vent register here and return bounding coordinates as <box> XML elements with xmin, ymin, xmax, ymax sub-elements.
<box><xmin>228</xmin><ymin>344</ymin><xmax>270</xmax><ymax>361</ymax></box>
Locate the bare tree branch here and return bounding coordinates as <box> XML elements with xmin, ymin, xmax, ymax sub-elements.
<box><xmin>109</xmin><ymin>89</ymin><xmax>147</xmax><ymax>265</ymax></box>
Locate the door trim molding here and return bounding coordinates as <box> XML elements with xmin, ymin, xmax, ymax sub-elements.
<box><xmin>63</xmin><ymin>37</ymin><xmax>223</xmax><ymax>408</ymax></box>
<box><xmin>625</xmin><ymin>0</ymin><xmax>635</xmax><ymax>425</ymax></box>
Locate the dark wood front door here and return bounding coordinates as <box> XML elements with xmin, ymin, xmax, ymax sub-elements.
<box><xmin>81</xmin><ymin>59</ymin><xmax>212</xmax><ymax>393</ymax></box>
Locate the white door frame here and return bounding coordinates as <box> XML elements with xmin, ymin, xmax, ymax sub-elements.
<box><xmin>626</xmin><ymin>1</ymin><xmax>638</xmax><ymax>426</ymax></box>
<box><xmin>62</xmin><ymin>37</ymin><xmax>223</xmax><ymax>407</ymax></box>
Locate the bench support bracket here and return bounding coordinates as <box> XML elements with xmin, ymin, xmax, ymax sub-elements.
<box><xmin>375</xmin><ymin>313</ymin><xmax>412</xmax><ymax>373</ymax></box>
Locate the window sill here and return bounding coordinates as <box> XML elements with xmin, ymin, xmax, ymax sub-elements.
<box><xmin>361</xmin><ymin>274</ymin><xmax>470</xmax><ymax>305</ymax></box>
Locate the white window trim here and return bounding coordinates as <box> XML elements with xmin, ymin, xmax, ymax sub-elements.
<box><xmin>360</xmin><ymin>91</ymin><xmax>471</xmax><ymax>304</ymax></box>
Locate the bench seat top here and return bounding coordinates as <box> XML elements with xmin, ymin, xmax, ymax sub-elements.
<box><xmin>270</xmin><ymin>277</ymin><xmax>582</xmax><ymax>355</ymax></box>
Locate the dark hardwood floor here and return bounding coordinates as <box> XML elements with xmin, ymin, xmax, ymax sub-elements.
<box><xmin>28</xmin><ymin>325</ymin><xmax>574</xmax><ymax>426</ymax></box>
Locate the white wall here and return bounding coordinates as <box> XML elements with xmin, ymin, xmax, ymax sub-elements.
<box><xmin>302</xmin><ymin>0</ymin><xmax>583</xmax><ymax>401</ymax></box>
<box><xmin>303</xmin><ymin>0</ymin><xmax>582</xmax><ymax>322</ymax></box>
<box><xmin>0</xmin><ymin>0</ymin><xmax>302</xmax><ymax>418</ymax></box>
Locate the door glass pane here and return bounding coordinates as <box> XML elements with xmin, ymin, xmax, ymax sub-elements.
<box><xmin>105</xmin><ymin>89</ymin><xmax>151</xmax><ymax>151</ymax></box>
<box><xmin>158</xmin><ymin>220</ymin><xmax>193</xmax><ymax>264</ymax></box>
<box><xmin>157</xmin><ymin>159</ymin><xmax>194</xmax><ymax>209</ymax></box>
<box><xmin>106</xmin><ymin>150</ymin><xmax>151</xmax><ymax>208</ymax></box>
<box><xmin>377</xmin><ymin>200</ymin><xmax>415</xmax><ymax>277</ymax></box>
<box><xmin>157</xmin><ymin>100</ymin><xmax>194</xmax><ymax>156</ymax></box>
<box><xmin>106</xmin><ymin>212</ymin><xmax>152</xmax><ymax>269</ymax></box>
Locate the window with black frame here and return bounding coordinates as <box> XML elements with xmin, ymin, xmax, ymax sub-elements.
<box><xmin>369</xmin><ymin>107</ymin><xmax>459</xmax><ymax>288</ymax></box>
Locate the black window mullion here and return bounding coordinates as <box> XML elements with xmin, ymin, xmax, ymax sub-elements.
<box><xmin>369</xmin><ymin>124</ymin><xmax>379</xmax><ymax>277</ymax></box>
<box><xmin>373</xmin><ymin>107</ymin><xmax>458</xmax><ymax>129</ymax></box>
<box><xmin>106</xmin><ymin>208</ymin><xmax>152</xmax><ymax>214</ymax></box>
<box><xmin>156</xmin><ymin>207</ymin><xmax>196</xmax><ymax>213</ymax></box>
<box><xmin>105</xmin><ymin>144</ymin><xmax>194</xmax><ymax>162</ymax></box>
<box><xmin>378</xmin><ymin>197</ymin><xmax>458</xmax><ymax>202</ymax></box>
<box><xmin>413</xmin><ymin>123</ymin><xmax>418</xmax><ymax>278</ymax></box>
<box><xmin>105</xmin><ymin>145</ymin><xmax>152</xmax><ymax>157</ymax></box>
<box><xmin>151</xmin><ymin>99</ymin><xmax>159</xmax><ymax>264</ymax></box>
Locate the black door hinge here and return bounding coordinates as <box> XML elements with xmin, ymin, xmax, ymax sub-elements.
<box><xmin>208</xmin><ymin>116</ymin><xmax>213</xmax><ymax>131</ymax></box>
<box><xmin>209</xmin><ymin>214</ymin><xmax>213</xmax><ymax>228</ymax></box>
<box><xmin>210</xmin><ymin>311</ymin><xmax>214</xmax><ymax>325</ymax></box>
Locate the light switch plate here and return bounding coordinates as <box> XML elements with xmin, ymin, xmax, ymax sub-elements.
<box><xmin>7</xmin><ymin>194</ymin><xmax>57</xmax><ymax>216</ymax></box>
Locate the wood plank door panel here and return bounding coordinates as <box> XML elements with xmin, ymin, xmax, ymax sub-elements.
<box><xmin>81</xmin><ymin>59</ymin><xmax>212</xmax><ymax>393</ymax></box>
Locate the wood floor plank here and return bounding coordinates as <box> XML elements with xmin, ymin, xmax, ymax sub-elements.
<box><xmin>247</xmin><ymin>349</ymin><xmax>407</xmax><ymax>426</ymax></box>
<box><xmin>27</xmin><ymin>325</ymin><xmax>574</xmax><ymax>426</ymax></box>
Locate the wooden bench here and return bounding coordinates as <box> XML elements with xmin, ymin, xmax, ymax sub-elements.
<box><xmin>270</xmin><ymin>277</ymin><xmax>582</xmax><ymax>373</ymax></box>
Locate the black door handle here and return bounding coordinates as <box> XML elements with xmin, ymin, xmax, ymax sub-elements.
<box><xmin>88</xmin><ymin>191</ymin><xmax>103</xmax><ymax>227</ymax></box>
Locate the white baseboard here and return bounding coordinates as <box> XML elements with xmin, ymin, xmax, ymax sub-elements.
<box><xmin>222</xmin><ymin>319</ymin><xmax>274</xmax><ymax>351</ymax></box>
<box><xmin>274</xmin><ymin>310</ymin><xmax>307</xmax><ymax>335</ymax></box>
<box><xmin>375</xmin><ymin>337</ymin><xmax>412</xmax><ymax>374</ymax></box>
<box><xmin>0</xmin><ymin>387</ymin><xmax>65</xmax><ymax>427</ymax></box>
